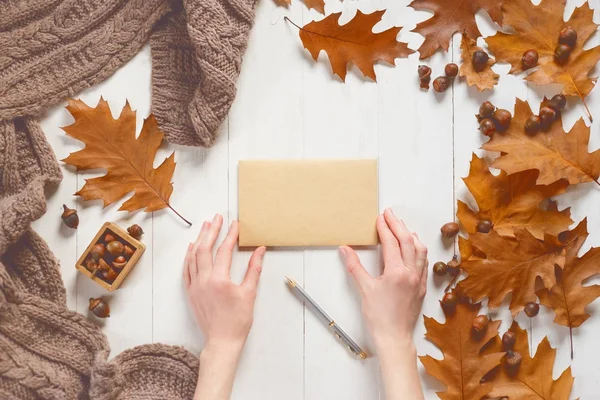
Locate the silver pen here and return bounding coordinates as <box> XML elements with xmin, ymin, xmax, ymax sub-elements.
<box><xmin>285</xmin><ymin>276</ymin><xmax>367</xmax><ymax>359</ymax></box>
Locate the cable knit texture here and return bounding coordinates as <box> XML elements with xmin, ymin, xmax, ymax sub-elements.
<box><xmin>0</xmin><ymin>0</ymin><xmax>258</xmax><ymax>397</ymax></box>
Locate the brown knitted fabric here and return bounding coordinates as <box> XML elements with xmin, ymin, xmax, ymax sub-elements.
<box><xmin>0</xmin><ymin>0</ymin><xmax>258</xmax><ymax>397</ymax></box>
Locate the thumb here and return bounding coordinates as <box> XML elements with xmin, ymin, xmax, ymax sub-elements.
<box><xmin>339</xmin><ymin>246</ymin><xmax>371</xmax><ymax>292</ymax></box>
<box><xmin>242</xmin><ymin>246</ymin><xmax>266</xmax><ymax>291</ymax></box>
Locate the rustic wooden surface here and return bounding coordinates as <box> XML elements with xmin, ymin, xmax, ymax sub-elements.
<box><xmin>35</xmin><ymin>0</ymin><xmax>600</xmax><ymax>398</ymax></box>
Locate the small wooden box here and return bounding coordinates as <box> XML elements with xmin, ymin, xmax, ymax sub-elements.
<box><xmin>76</xmin><ymin>222</ymin><xmax>145</xmax><ymax>291</ymax></box>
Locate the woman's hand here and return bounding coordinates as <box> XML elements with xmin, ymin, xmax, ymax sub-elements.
<box><xmin>339</xmin><ymin>208</ymin><xmax>427</xmax><ymax>400</ymax></box>
<box><xmin>184</xmin><ymin>213</ymin><xmax>266</xmax><ymax>400</ymax></box>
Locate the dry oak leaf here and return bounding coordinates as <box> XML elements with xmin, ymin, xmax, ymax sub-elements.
<box><xmin>409</xmin><ymin>0</ymin><xmax>504</xmax><ymax>60</ymax></box>
<box><xmin>457</xmin><ymin>154</ymin><xmax>571</xmax><ymax>240</ymax></box>
<box><xmin>483</xmin><ymin>98</ymin><xmax>600</xmax><ymax>186</ymax></box>
<box><xmin>484</xmin><ymin>322</ymin><xmax>574</xmax><ymax>399</ymax></box>
<box><xmin>290</xmin><ymin>10</ymin><xmax>414</xmax><ymax>81</ymax></box>
<box><xmin>302</xmin><ymin>0</ymin><xmax>324</xmax><ymax>14</ymax></box>
<box><xmin>457</xmin><ymin>229</ymin><xmax>566</xmax><ymax>316</ymax></box>
<box><xmin>459</xmin><ymin>34</ymin><xmax>499</xmax><ymax>91</ymax></box>
<box><xmin>420</xmin><ymin>302</ymin><xmax>504</xmax><ymax>400</ymax></box>
<box><xmin>273</xmin><ymin>0</ymin><xmax>291</xmax><ymax>7</ymax></box>
<box><xmin>485</xmin><ymin>0</ymin><xmax>600</xmax><ymax>118</ymax></box>
<box><xmin>537</xmin><ymin>219</ymin><xmax>600</xmax><ymax>356</ymax></box>
<box><xmin>62</xmin><ymin>98</ymin><xmax>190</xmax><ymax>225</ymax></box>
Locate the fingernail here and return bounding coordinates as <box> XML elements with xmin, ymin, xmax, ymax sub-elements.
<box><xmin>258</xmin><ymin>246</ymin><xmax>266</xmax><ymax>259</ymax></box>
<box><xmin>213</xmin><ymin>213</ymin><xmax>221</xmax><ymax>223</ymax></box>
<box><xmin>339</xmin><ymin>246</ymin><xmax>348</xmax><ymax>260</ymax></box>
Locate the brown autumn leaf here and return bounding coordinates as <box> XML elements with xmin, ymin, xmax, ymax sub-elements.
<box><xmin>482</xmin><ymin>98</ymin><xmax>600</xmax><ymax>186</ymax></box>
<box><xmin>290</xmin><ymin>11</ymin><xmax>414</xmax><ymax>81</ymax></box>
<box><xmin>459</xmin><ymin>34</ymin><xmax>499</xmax><ymax>91</ymax></box>
<box><xmin>485</xmin><ymin>0</ymin><xmax>600</xmax><ymax>118</ymax></box>
<box><xmin>537</xmin><ymin>219</ymin><xmax>600</xmax><ymax>356</ymax></box>
<box><xmin>273</xmin><ymin>0</ymin><xmax>291</xmax><ymax>7</ymax></box>
<box><xmin>484</xmin><ymin>322</ymin><xmax>574</xmax><ymax>399</ymax></box>
<box><xmin>62</xmin><ymin>98</ymin><xmax>190</xmax><ymax>225</ymax></box>
<box><xmin>420</xmin><ymin>301</ymin><xmax>504</xmax><ymax>400</ymax></box>
<box><xmin>457</xmin><ymin>229</ymin><xmax>566</xmax><ymax>316</ymax></box>
<box><xmin>457</xmin><ymin>154</ymin><xmax>571</xmax><ymax>240</ymax></box>
<box><xmin>302</xmin><ymin>0</ymin><xmax>324</xmax><ymax>14</ymax></box>
<box><xmin>409</xmin><ymin>0</ymin><xmax>504</xmax><ymax>60</ymax></box>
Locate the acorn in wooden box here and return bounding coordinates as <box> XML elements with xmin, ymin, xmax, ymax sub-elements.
<box><xmin>76</xmin><ymin>222</ymin><xmax>145</xmax><ymax>291</ymax></box>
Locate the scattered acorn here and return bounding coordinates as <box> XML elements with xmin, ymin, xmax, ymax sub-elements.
<box><xmin>539</xmin><ymin>106</ymin><xmax>557</xmax><ymax>129</ymax></box>
<box><xmin>480</xmin><ymin>118</ymin><xmax>496</xmax><ymax>137</ymax></box>
<box><xmin>418</xmin><ymin>65</ymin><xmax>432</xmax><ymax>89</ymax></box>
<box><xmin>504</xmin><ymin>350</ymin><xmax>522</xmax><ymax>376</ymax></box>
<box><xmin>524</xmin><ymin>302</ymin><xmax>540</xmax><ymax>318</ymax></box>
<box><xmin>559</xmin><ymin>26</ymin><xmax>577</xmax><ymax>48</ymax></box>
<box><xmin>433</xmin><ymin>261</ymin><xmax>448</xmax><ymax>276</ymax></box>
<box><xmin>502</xmin><ymin>331</ymin><xmax>517</xmax><ymax>351</ymax></box>
<box><xmin>107</xmin><ymin>240</ymin><xmax>124</xmax><ymax>256</ymax></box>
<box><xmin>554</xmin><ymin>43</ymin><xmax>572</xmax><ymax>65</ymax></box>
<box><xmin>441</xmin><ymin>222</ymin><xmax>460</xmax><ymax>238</ymax></box>
<box><xmin>113</xmin><ymin>256</ymin><xmax>127</xmax><ymax>270</ymax></box>
<box><xmin>476</xmin><ymin>219</ymin><xmax>493</xmax><ymax>234</ymax></box>
<box><xmin>525</xmin><ymin>115</ymin><xmax>542</xmax><ymax>135</ymax></box>
<box><xmin>61</xmin><ymin>205</ymin><xmax>79</xmax><ymax>229</ymax></box>
<box><xmin>447</xmin><ymin>256</ymin><xmax>461</xmax><ymax>277</ymax></box>
<box><xmin>445</xmin><ymin>63</ymin><xmax>459</xmax><ymax>78</ymax></box>
<box><xmin>549</xmin><ymin>94</ymin><xmax>567</xmax><ymax>111</ymax></box>
<box><xmin>433</xmin><ymin>76</ymin><xmax>451</xmax><ymax>93</ymax></box>
<box><xmin>89</xmin><ymin>297</ymin><xmax>110</xmax><ymax>318</ymax></box>
<box><xmin>127</xmin><ymin>224</ymin><xmax>144</xmax><ymax>240</ymax></box>
<box><xmin>521</xmin><ymin>49</ymin><xmax>539</xmax><ymax>69</ymax></box>
<box><xmin>441</xmin><ymin>292</ymin><xmax>458</xmax><ymax>314</ymax></box>
<box><xmin>478</xmin><ymin>101</ymin><xmax>496</xmax><ymax>120</ymax></box>
<box><xmin>472</xmin><ymin>50</ymin><xmax>489</xmax><ymax>72</ymax></box>
<box><xmin>492</xmin><ymin>109</ymin><xmax>512</xmax><ymax>132</ymax></box>
<box><xmin>472</xmin><ymin>315</ymin><xmax>489</xmax><ymax>337</ymax></box>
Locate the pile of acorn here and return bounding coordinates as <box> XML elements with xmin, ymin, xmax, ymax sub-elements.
<box><xmin>521</xmin><ymin>26</ymin><xmax>577</xmax><ymax>70</ymax></box>
<box><xmin>83</xmin><ymin>224</ymin><xmax>143</xmax><ymax>284</ymax></box>
<box><xmin>418</xmin><ymin>63</ymin><xmax>458</xmax><ymax>93</ymax></box>
<box><xmin>476</xmin><ymin>102</ymin><xmax>513</xmax><ymax>137</ymax></box>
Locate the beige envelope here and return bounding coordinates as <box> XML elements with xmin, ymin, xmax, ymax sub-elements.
<box><xmin>238</xmin><ymin>159</ymin><xmax>378</xmax><ymax>247</ymax></box>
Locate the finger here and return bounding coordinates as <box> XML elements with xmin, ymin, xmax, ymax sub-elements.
<box><xmin>183</xmin><ymin>243</ymin><xmax>193</xmax><ymax>288</ymax></box>
<box><xmin>242</xmin><ymin>246</ymin><xmax>266</xmax><ymax>291</ymax></box>
<box><xmin>384</xmin><ymin>209</ymin><xmax>416</xmax><ymax>269</ymax></box>
<box><xmin>419</xmin><ymin>255</ymin><xmax>428</xmax><ymax>297</ymax></box>
<box><xmin>376</xmin><ymin>214</ymin><xmax>403</xmax><ymax>272</ymax></box>
<box><xmin>412</xmin><ymin>232</ymin><xmax>428</xmax><ymax>274</ymax></box>
<box><xmin>339</xmin><ymin>246</ymin><xmax>372</xmax><ymax>293</ymax></box>
<box><xmin>193</xmin><ymin>221</ymin><xmax>212</xmax><ymax>277</ymax></box>
<box><xmin>214</xmin><ymin>220</ymin><xmax>239</xmax><ymax>277</ymax></box>
<box><xmin>195</xmin><ymin>214</ymin><xmax>224</xmax><ymax>276</ymax></box>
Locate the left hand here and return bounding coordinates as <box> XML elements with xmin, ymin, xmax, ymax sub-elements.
<box><xmin>184</xmin><ymin>214</ymin><xmax>266</xmax><ymax>350</ymax></box>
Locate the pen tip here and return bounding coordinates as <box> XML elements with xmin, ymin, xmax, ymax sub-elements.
<box><xmin>284</xmin><ymin>276</ymin><xmax>295</xmax><ymax>287</ymax></box>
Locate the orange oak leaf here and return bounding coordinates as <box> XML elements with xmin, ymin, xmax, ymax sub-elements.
<box><xmin>457</xmin><ymin>229</ymin><xmax>566</xmax><ymax>316</ymax></box>
<box><xmin>409</xmin><ymin>0</ymin><xmax>504</xmax><ymax>60</ymax></box>
<box><xmin>420</xmin><ymin>302</ymin><xmax>504</xmax><ymax>400</ymax></box>
<box><xmin>62</xmin><ymin>98</ymin><xmax>190</xmax><ymax>225</ymax></box>
<box><xmin>485</xmin><ymin>0</ymin><xmax>600</xmax><ymax>119</ymax></box>
<box><xmin>537</xmin><ymin>219</ymin><xmax>600</xmax><ymax>357</ymax></box>
<box><xmin>289</xmin><ymin>11</ymin><xmax>414</xmax><ymax>81</ymax></box>
<box><xmin>302</xmin><ymin>0</ymin><xmax>324</xmax><ymax>14</ymax></box>
<box><xmin>459</xmin><ymin>34</ymin><xmax>499</xmax><ymax>91</ymax></box>
<box><xmin>457</xmin><ymin>154</ymin><xmax>571</xmax><ymax>240</ymax></box>
<box><xmin>484</xmin><ymin>322</ymin><xmax>574</xmax><ymax>399</ymax></box>
<box><xmin>482</xmin><ymin>98</ymin><xmax>600</xmax><ymax>186</ymax></box>
<box><xmin>273</xmin><ymin>0</ymin><xmax>291</xmax><ymax>7</ymax></box>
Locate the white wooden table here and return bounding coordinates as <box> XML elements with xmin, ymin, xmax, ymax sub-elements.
<box><xmin>34</xmin><ymin>0</ymin><xmax>600</xmax><ymax>398</ymax></box>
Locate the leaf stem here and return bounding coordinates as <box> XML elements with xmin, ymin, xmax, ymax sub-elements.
<box><xmin>284</xmin><ymin>16</ymin><xmax>302</xmax><ymax>30</ymax></box>
<box><xmin>169</xmin><ymin>205</ymin><xmax>192</xmax><ymax>226</ymax></box>
<box><xmin>569</xmin><ymin>325</ymin><xmax>574</xmax><ymax>360</ymax></box>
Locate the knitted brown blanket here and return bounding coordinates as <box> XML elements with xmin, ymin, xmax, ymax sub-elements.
<box><xmin>0</xmin><ymin>0</ymin><xmax>257</xmax><ymax>398</ymax></box>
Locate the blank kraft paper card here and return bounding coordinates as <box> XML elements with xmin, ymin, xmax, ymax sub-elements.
<box><xmin>238</xmin><ymin>159</ymin><xmax>378</xmax><ymax>247</ymax></box>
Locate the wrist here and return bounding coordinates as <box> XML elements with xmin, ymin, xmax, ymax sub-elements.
<box><xmin>203</xmin><ymin>339</ymin><xmax>245</xmax><ymax>358</ymax></box>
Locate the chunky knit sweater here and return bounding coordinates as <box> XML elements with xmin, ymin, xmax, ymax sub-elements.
<box><xmin>0</xmin><ymin>0</ymin><xmax>257</xmax><ymax>398</ymax></box>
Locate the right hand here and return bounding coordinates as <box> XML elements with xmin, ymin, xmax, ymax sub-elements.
<box><xmin>339</xmin><ymin>208</ymin><xmax>428</xmax><ymax>350</ymax></box>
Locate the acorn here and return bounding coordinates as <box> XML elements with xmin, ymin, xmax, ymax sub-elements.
<box><xmin>480</xmin><ymin>118</ymin><xmax>496</xmax><ymax>137</ymax></box>
<box><xmin>504</xmin><ymin>350</ymin><xmax>522</xmax><ymax>376</ymax></box>
<box><xmin>90</xmin><ymin>243</ymin><xmax>106</xmax><ymax>261</ymax></box>
<box><xmin>476</xmin><ymin>219</ymin><xmax>493</xmax><ymax>234</ymax></box>
<box><xmin>104</xmin><ymin>233</ymin><xmax>116</xmax><ymax>243</ymax></box>
<box><xmin>549</xmin><ymin>94</ymin><xmax>567</xmax><ymax>111</ymax></box>
<box><xmin>472</xmin><ymin>315</ymin><xmax>489</xmax><ymax>337</ymax></box>
<box><xmin>554</xmin><ymin>43</ymin><xmax>572</xmax><ymax>65</ymax></box>
<box><xmin>502</xmin><ymin>331</ymin><xmax>517</xmax><ymax>351</ymax></box>
<box><xmin>418</xmin><ymin>65</ymin><xmax>432</xmax><ymax>89</ymax></box>
<box><xmin>441</xmin><ymin>292</ymin><xmax>458</xmax><ymax>314</ymax></box>
<box><xmin>102</xmin><ymin>267</ymin><xmax>118</xmax><ymax>282</ymax></box>
<box><xmin>441</xmin><ymin>222</ymin><xmax>460</xmax><ymax>238</ymax></box>
<box><xmin>127</xmin><ymin>224</ymin><xmax>144</xmax><ymax>240</ymax></box>
<box><xmin>447</xmin><ymin>256</ymin><xmax>461</xmax><ymax>277</ymax></box>
<box><xmin>113</xmin><ymin>256</ymin><xmax>127</xmax><ymax>270</ymax></box>
<box><xmin>478</xmin><ymin>101</ymin><xmax>496</xmax><ymax>119</ymax></box>
<box><xmin>433</xmin><ymin>76</ymin><xmax>451</xmax><ymax>93</ymax></box>
<box><xmin>521</xmin><ymin>49</ymin><xmax>539</xmax><ymax>69</ymax></box>
<box><xmin>558</xmin><ymin>26</ymin><xmax>577</xmax><ymax>48</ymax></box>
<box><xmin>433</xmin><ymin>261</ymin><xmax>448</xmax><ymax>276</ymax></box>
<box><xmin>61</xmin><ymin>205</ymin><xmax>79</xmax><ymax>229</ymax></box>
<box><xmin>124</xmin><ymin>246</ymin><xmax>134</xmax><ymax>258</ymax></box>
<box><xmin>492</xmin><ymin>109</ymin><xmax>512</xmax><ymax>132</ymax></box>
<box><xmin>98</xmin><ymin>258</ymin><xmax>111</xmax><ymax>271</ymax></box>
<box><xmin>539</xmin><ymin>106</ymin><xmax>557</xmax><ymax>129</ymax></box>
<box><xmin>525</xmin><ymin>115</ymin><xmax>542</xmax><ymax>135</ymax></box>
<box><xmin>106</xmin><ymin>240</ymin><xmax>124</xmax><ymax>256</ymax></box>
<box><xmin>85</xmin><ymin>258</ymin><xmax>99</xmax><ymax>273</ymax></box>
<box><xmin>524</xmin><ymin>302</ymin><xmax>540</xmax><ymax>318</ymax></box>
<box><xmin>445</xmin><ymin>63</ymin><xmax>459</xmax><ymax>78</ymax></box>
<box><xmin>89</xmin><ymin>297</ymin><xmax>110</xmax><ymax>318</ymax></box>
<box><xmin>472</xmin><ymin>50</ymin><xmax>489</xmax><ymax>72</ymax></box>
